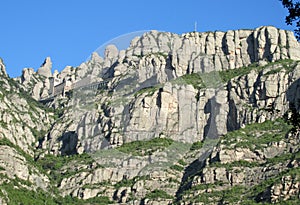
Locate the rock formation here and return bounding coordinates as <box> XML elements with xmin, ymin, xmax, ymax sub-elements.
<box><xmin>0</xmin><ymin>58</ymin><xmax>7</xmax><ymax>77</ymax></box>
<box><xmin>16</xmin><ymin>26</ymin><xmax>300</xmax><ymax>102</ymax></box>
<box><xmin>0</xmin><ymin>26</ymin><xmax>299</xmax><ymax>204</ymax></box>
<box><xmin>37</xmin><ymin>57</ymin><xmax>52</xmax><ymax>78</ymax></box>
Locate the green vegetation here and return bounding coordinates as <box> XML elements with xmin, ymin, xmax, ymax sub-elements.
<box><xmin>134</xmin><ymin>85</ymin><xmax>161</xmax><ymax>97</ymax></box>
<box><xmin>221</xmin><ymin>118</ymin><xmax>292</xmax><ymax>151</ymax></box>
<box><xmin>170</xmin><ymin>164</ymin><xmax>184</xmax><ymax>172</ymax></box>
<box><xmin>0</xmin><ymin>176</ymin><xmax>113</xmax><ymax>205</ymax></box>
<box><xmin>180</xmin><ymin>116</ymin><xmax>299</xmax><ymax>204</ymax></box>
<box><xmin>114</xmin><ymin>178</ymin><xmax>135</xmax><ymax>189</ymax></box>
<box><xmin>219</xmin><ymin>59</ymin><xmax>298</xmax><ymax>83</ymax></box>
<box><xmin>0</xmin><ymin>138</ymin><xmax>38</xmax><ymax>171</ymax></box>
<box><xmin>183</xmin><ymin>165</ymin><xmax>300</xmax><ymax>204</ymax></box>
<box><xmin>210</xmin><ymin>160</ymin><xmax>260</xmax><ymax>170</ymax></box>
<box><xmin>133</xmin><ymin>52</ymin><xmax>169</xmax><ymax>59</ymax></box>
<box><xmin>114</xmin><ymin>175</ymin><xmax>150</xmax><ymax>189</ymax></box>
<box><xmin>171</xmin><ymin>73</ymin><xmax>205</xmax><ymax>90</ymax></box>
<box><xmin>151</xmin><ymin>52</ymin><xmax>168</xmax><ymax>59</ymax></box>
<box><xmin>0</xmin><ymin>138</ymin><xmax>112</xmax><ymax>204</ymax></box>
<box><xmin>286</xmin><ymin>102</ymin><xmax>300</xmax><ymax>135</ymax></box>
<box><xmin>219</xmin><ymin>62</ymin><xmax>259</xmax><ymax>83</ymax></box>
<box><xmin>178</xmin><ymin>159</ymin><xmax>187</xmax><ymax>166</ymax></box>
<box><xmin>265</xmin><ymin>67</ymin><xmax>284</xmax><ymax>75</ymax></box>
<box><xmin>265</xmin><ymin>59</ymin><xmax>298</xmax><ymax>75</ymax></box>
<box><xmin>265</xmin><ymin>152</ymin><xmax>294</xmax><ymax>165</ymax></box>
<box><xmin>184</xmin><ymin>167</ymin><xmax>299</xmax><ymax>204</ymax></box>
<box><xmin>38</xmin><ymin>153</ymin><xmax>94</xmax><ymax>171</ymax></box>
<box><xmin>1</xmin><ymin>57</ymin><xmax>300</xmax><ymax>204</ymax></box>
<box><xmin>187</xmin><ymin>185</ymin><xmax>245</xmax><ymax>204</ymax></box>
<box><xmin>0</xmin><ymin>137</ymin><xmax>13</xmax><ymax>147</ymax></box>
<box><xmin>200</xmin><ymin>71</ymin><xmax>223</xmax><ymax>88</ymax></box>
<box><xmin>9</xmin><ymin>75</ymin><xmax>55</xmax><ymax>116</ymax></box>
<box><xmin>0</xmin><ymin>71</ymin><xmax>58</xmax><ymax>145</ymax></box>
<box><xmin>145</xmin><ymin>189</ymin><xmax>173</xmax><ymax>200</ymax></box>
<box><xmin>248</xmin><ymin>167</ymin><xmax>300</xmax><ymax>203</ymax></box>
<box><xmin>117</xmin><ymin>137</ymin><xmax>173</xmax><ymax>156</ymax></box>
<box><xmin>190</xmin><ymin>141</ymin><xmax>204</xmax><ymax>151</ymax></box>
<box><xmin>170</xmin><ymin>60</ymin><xmax>298</xmax><ymax>91</ymax></box>
<box><xmin>133</xmin><ymin>60</ymin><xmax>300</xmax><ymax>103</ymax></box>
<box><xmin>281</xmin><ymin>0</ymin><xmax>300</xmax><ymax>40</ymax></box>
<box><xmin>0</xmin><ymin>177</ymin><xmax>57</xmax><ymax>205</ymax></box>
<box><xmin>183</xmin><ymin>181</ymin><xmax>224</xmax><ymax>194</ymax></box>
<box><xmin>36</xmin><ymin>153</ymin><xmax>95</xmax><ymax>184</ymax></box>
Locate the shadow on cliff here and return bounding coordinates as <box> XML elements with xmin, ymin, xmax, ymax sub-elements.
<box><xmin>175</xmin><ymin>97</ymin><xmax>219</xmax><ymax>201</ymax></box>
<box><xmin>246</xmin><ymin>30</ymin><xmax>272</xmax><ymax>64</ymax></box>
<box><xmin>175</xmin><ymin>149</ymin><xmax>213</xmax><ymax>201</ymax></box>
<box><xmin>203</xmin><ymin>97</ymin><xmax>219</xmax><ymax>139</ymax></box>
<box><xmin>246</xmin><ymin>33</ymin><xmax>255</xmax><ymax>63</ymax></box>
<box><xmin>57</xmin><ymin>131</ymin><xmax>78</xmax><ymax>156</ymax></box>
<box><xmin>174</xmin><ymin>60</ymin><xmax>300</xmax><ymax>202</ymax></box>
<box><xmin>286</xmin><ymin>77</ymin><xmax>300</xmax><ymax>110</ymax></box>
<box><xmin>221</xmin><ymin>30</ymin><xmax>272</xmax><ymax>64</ymax></box>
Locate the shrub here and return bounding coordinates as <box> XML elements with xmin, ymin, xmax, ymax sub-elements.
<box><xmin>117</xmin><ymin>137</ymin><xmax>173</xmax><ymax>156</ymax></box>
<box><xmin>190</xmin><ymin>141</ymin><xmax>203</xmax><ymax>151</ymax></box>
<box><xmin>170</xmin><ymin>164</ymin><xmax>184</xmax><ymax>171</ymax></box>
<box><xmin>145</xmin><ymin>189</ymin><xmax>173</xmax><ymax>200</ymax></box>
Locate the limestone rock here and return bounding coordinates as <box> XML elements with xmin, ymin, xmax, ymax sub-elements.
<box><xmin>105</xmin><ymin>45</ymin><xmax>119</xmax><ymax>59</ymax></box>
<box><xmin>32</xmin><ymin>81</ymin><xmax>44</xmax><ymax>100</ymax></box>
<box><xmin>2</xmin><ymin>26</ymin><xmax>300</xmax><ymax>204</ymax></box>
<box><xmin>37</xmin><ymin>57</ymin><xmax>52</xmax><ymax>77</ymax></box>
<box><xmin>21</xmin><ymin>68</ymin><xmax>35</xmax><ymax>83</ymax></box>
<box><xmin>270</xmin><ymin>175</ymin><xmax>300</xmax><ymax>203</ymax></box>
<box><xmin>126</xmin><ymin>26</ymin><xmax>300</xmax><ymax>81</ymax></box>
<box><xmin>0</xmin><ymin>58</ymin><xmax>8</xmax><ymax>77</ymax></box>
<box><xmin>104</xmin><ymin>44</ymin><xmax>119</xmax><ymax>68</ymax></box>
<box><xmin>0</xmin><ymin>145</ymin><xmax>49</xmax><ymax>190</ymax></box>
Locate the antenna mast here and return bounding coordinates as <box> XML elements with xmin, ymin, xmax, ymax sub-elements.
<box><xmin>194</xmin><ymin>21</ymin><xmax>197</xmax><ymax>32</ymax></box>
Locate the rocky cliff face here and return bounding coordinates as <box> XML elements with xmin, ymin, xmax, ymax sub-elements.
<box><xmin>0</xmin><ymin>26</ymin><xmax>300</xmax><ymax>204</ymax></box>
<box><xmin>17</xmin><ymin>26</ymin><xmax>300</xmax><ymax>101</ymax></box>
<box><xmin>0</xmin><ymin>58</ymin><xmax>8</xmax><ymax>77</ymax></box>
<box><xmin>0</xmin><ymin>65</ymin><xmax>53</xmax><ymax>204</ymax></box>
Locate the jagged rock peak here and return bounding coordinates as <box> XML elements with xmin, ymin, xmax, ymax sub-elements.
<box><xmin>21</xmin><ymin>68</ymin><xmax>35</xmax><ymax>83</ymax></box>
<box><xmin>0</xmin><ymin>58</ymin><xmax>8</xmax><ymax>77</ymax></box>
<box><xmin>91</xmin><ymin>52</ymin><xmax>103</xmax><ymax>63</ymax></box>
<box><xmin>37</xmin><ymin>57</ymin><xmax>52</xmax><ymax>78</ymax></box>
<box><xmin>127</xmin><ymin>26</ymin><xmax>300</xmax><ymax>73</ymax></box>
<box><xmin>105</xmin><ymin>44</ymin><xmax>119</xmax><ymax>59</ymax></box>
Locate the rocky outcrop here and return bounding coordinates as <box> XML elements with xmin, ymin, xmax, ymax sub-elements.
<box><xmin>0</xmin><ymin>60</ymin><xmax>56</xmax><ymax>205</ymax></box>
<box><xmin>0</xmin><ymin>92</ymin><xmax>52</xmax><ymax>154</ymax></box>
<box><xmin>0</xmin><ymin>58</ymin><xmax>7</xmax><ymax>77</ymax></box>
<box><xmin>42</xmin><ymin>59</ymin><xmax>300</xmax><ymax>163</ymax></box>
<box><xmin>1</xmin><ymin>26</ymin><xmax>300</xmax><ymax>204</ymax></box>
<box><xmin>126</xmin><ymin>26</ymin><xmax>300</xmax><ymax>78</ymax></box>
<box><xmin>270</xmin><ymin>175</ymin><xmax>300</xmax><ymax>203</ymax></box>
<box><xmin>18</xmin><ymin>67</ymin><xmax>50</xmax><ymax>100</ymax></box>
<box><xmin>37</xmin><ymin>57</ymin><xmax>52</xmax><ymax>78</ymax></box>
<box><xmin>0</xmin><ymin>145</ymin><xmax>49</xmax><ymax>189</ymax></box>
<box><xmin>0</xmin><ymin>61</ymin><xmax>53</xmax><ymax>155</ymax></box>
<box><xmin>178</xmin><ymin>121</ymin><xmax>300</xmax><ymax>204</ymax></box>
<box><xmin>15</xmin><ymin>26</ymin><xmax>300</xmax><ymax>103</ymax></box>
<box><xmin>38</xmin><ymin>60</ymin><xmax>300</xmax><ymax>204</ymax></box>
<box><xmin>91</xmin><ymin>61</ymin><xmax>300</xmax><ymax>150</ymax></box>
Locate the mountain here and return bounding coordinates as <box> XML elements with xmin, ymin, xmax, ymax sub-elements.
<box><xmin>0</xmin><ymin>26</ymin><xmax>300</xmax><ymax>204</ymax></box>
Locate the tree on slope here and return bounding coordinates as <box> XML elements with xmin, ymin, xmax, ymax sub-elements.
<box><xmin>280</xmin><ymin>0</ymin><xmax>300</xmax><ymax>40</ymax></box>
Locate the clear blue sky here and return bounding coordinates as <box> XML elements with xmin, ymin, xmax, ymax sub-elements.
<box><xmin>0</xmin><ymin>0</ymin><xmax>295</xmax><ymax>77</ymax></box>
